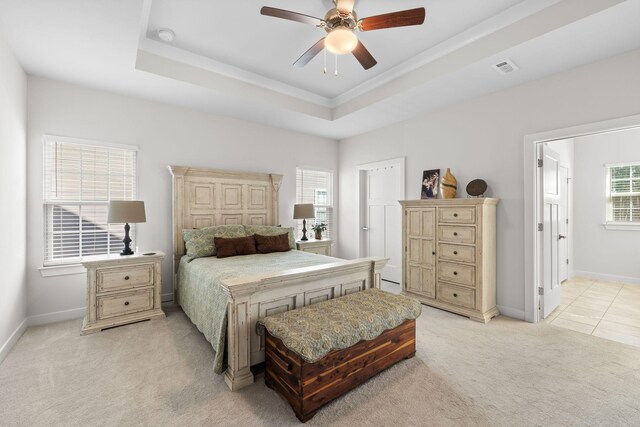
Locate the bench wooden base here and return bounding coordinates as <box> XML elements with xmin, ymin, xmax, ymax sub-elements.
<box><xmin>265</xmin><ymin>319</ymin><xmax>416</xmax><ymax>423</ymax></box>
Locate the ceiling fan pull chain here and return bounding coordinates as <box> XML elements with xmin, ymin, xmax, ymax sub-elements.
<box><xmin>323</xmin><ymin>47</ymin><xmax>327</xmax><ymax>74</ymax></box>
<box><xmin>335</xmin><ymin>54</ymin><xmax>338</xmax><ymax>76</ymax></box>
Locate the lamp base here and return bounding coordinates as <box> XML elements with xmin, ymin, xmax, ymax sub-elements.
<box><xmin>300</xmin><ymin>218</ymin><xmax>309</xmax><ymax>241</ymax></box>
<box><xmin>120</xmin><ymin>223</ymin><xmax>134</xmax><ymax>256</ymax></box>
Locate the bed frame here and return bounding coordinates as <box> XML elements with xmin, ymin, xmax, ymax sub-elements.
<box><xmin>168</xmin><ymin>166</ymin><xmax>387</xmax><ymax>391</ymax></box>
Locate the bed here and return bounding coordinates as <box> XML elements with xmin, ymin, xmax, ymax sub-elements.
<box><xmin>168</xmin><ymin>165</ymin><xmax>387</xmax><ymax>391</ymax></box>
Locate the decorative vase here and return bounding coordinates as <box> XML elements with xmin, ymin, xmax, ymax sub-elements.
<box><xmin>315</xmin><ymin>231</ymin><xmax>322</xmax><ymax>240</ymax></box>
<box><xmin>441</xmin><ymin>168</ymin><xmax>457</xmax><ymax>199</ymax></box>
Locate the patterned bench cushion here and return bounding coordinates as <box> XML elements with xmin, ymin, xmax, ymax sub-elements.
<box><xmin>257</xmin><ymin>288</ymin><xmax>421</xmax><ymax>363</ymax></box>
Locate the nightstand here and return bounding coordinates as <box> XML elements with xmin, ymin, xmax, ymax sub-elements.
<box><xmin>81</xmin><ymin>251</ymin><xmax>165</xmax><ymax>335</ymax></box>
<box><xmin>296</xmin><ymin>239</ymin><xmax>333</xmax><ymax>256</ymax></box>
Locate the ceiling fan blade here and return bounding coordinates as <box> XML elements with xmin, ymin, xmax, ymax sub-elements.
<box><xmin>294</xmin><ymin>38</ymin><xmax>326</xmax><ymax>68</ymax></box>
<box><xmin>336</xmin><ymin>0</ymin><xmax>355</xmax><ymax>14</ymax></box>
<box><xmin>260</xmin><ymin>6</ymin><xmax>324</xmax><ymax>27</ymax></box>
<box><xmin>359</xmin><ymin>8</ymin><xmax>426</xmax><ymax>32</ymax></box>
<box><xmin>352</xmin><ymin>40</ymin><xmax>377</xmax><ymax>70</ymax></box>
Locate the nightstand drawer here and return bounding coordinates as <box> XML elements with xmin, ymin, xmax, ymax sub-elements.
<box><xmin>97</xmin><ymin>289</ymin><xmax>154</xmax><ymax>320</ymax></box>
<box><xmin>97</xmin><ymin>264</ymin><xmax>154</xmax><ymax>293</ymax></box>
<box><xmin>438</xmin><ymin>207</ymin><xmax>476</xmax><ymax>224</ymax></box>
<box><xmin>438</xmin><ymin>261</ymin><xmax>476</xmax><ymax>287</ymax></box>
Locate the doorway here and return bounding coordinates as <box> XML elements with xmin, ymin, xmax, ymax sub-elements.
<box><xmin>524</xmin><ymin>114</ymin><xmax>640</xmax><ymax>324</ymax></box>
<box><xmin>356</xmin><ymin>158</ymin><xmax>405</xmax><ymax>285</ymax></box>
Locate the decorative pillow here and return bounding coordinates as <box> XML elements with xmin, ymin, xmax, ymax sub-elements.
<box><xmin>243</xmin><ymin>225</ymin><xmax>296</xmax><ymax>249</ymax></box>
<box><xmin>254</xmin><ymin>233</ymin><xmax>291</xmax><ymax>254</ymax></box>
<box><xmin>182</xmin><ymin>225</ymin><xmax>247</xmax><ymax>261</ymax></box>
<box><xmin>214</xmin><ymin>235</ymin><xmax>258</xmax><ymax>258</ymax></box>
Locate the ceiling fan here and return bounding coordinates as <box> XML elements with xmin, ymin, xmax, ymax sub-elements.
<box><xmin>260</xmin><ymin>0</ymin><xmax>426</xmax><ymax>70</ymax></box>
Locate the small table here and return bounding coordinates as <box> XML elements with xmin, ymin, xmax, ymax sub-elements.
<box><xmin>296</xmin><ymin>239</ymin><xmax>332</xmax><ymax>256</ymax></box>
<box><xmin>80</xmin><ymin>251</ymin><xmax>165</xmax><ymax>335</ymax></box>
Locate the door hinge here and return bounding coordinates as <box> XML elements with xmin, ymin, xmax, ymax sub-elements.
<box><xmin>566</xmin><ymin>218</ymin><xmax>569</xmax><ymax>224</ymax></box>
<box><xmin>538</xmin><ymin>223</ymin><xmax>543</xmax><ymax>231</ymax></box>
<box><xmin>538</xmin><ymin>287</ymin><xmax>544</xmax><ymax>296</ymax></box>
<box><xmin>566</xmin><ymin>259</ymin><xmax>569</xmax><ymax>265</ymax></box>
<box><xmin>537</xmin><ymin>159</ymin><xmax>543</xmax><ymax>167</ymax></box>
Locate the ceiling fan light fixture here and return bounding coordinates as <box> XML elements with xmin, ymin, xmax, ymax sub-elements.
<box><xmin>325</xmin><ymin>27</ymin><xmax>358</xmax><ymax>55</ymax></box>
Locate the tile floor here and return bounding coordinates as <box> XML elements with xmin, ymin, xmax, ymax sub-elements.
<box><xmin>547</xmin><ymin>277</ymin><xmax>640</xmax><ymax>348</ymax></box>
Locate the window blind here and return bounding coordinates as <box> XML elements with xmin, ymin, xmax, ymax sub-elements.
<box><xmin>607</xmin><ymin>163</ymin><xmax>640</xmax><ymax>223</ymax></box>
<box><xmin>295</xmin><ymin>167</ymin><xmax>334</xmax><ymax>240</ymax></box>
<box><xmin>43</xmin><ymin>138</ymin><xmax>137</xmax><ymax>265</ymax></box>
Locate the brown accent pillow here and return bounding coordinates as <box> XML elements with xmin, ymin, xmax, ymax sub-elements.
<box><xmin>214</xmin><ymin>235</ymin><xmax>257</xmax><ymax>258</ymax></box>
<box><xmin>255</xmin><ymin>233</ymin><xmax>291</xmax><ymax>254</ymax></box>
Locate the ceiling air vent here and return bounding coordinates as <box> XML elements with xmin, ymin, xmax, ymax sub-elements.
<box><xmin>493</xmin><ymin>59</ymin><xmax>519</xmax><ymax>75</ymax></box>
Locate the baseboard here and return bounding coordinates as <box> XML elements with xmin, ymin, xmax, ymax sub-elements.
<box><xmin>497</xmin><ymin>305</ymin><xmax>525</xmax><ymax>320</ymax></box>
<box><xmin>0</xmin><ymin>318</ymin><xmax>28</xmax><ymax>364</ymax></box>
<box><xmin>28</xmin><ymin>307</ymin><xmax>86</xmax><ymax>326</ymax></box>
<box><xmin>572</xmin><ymin>270</ymin><xmax>640</xmax><ymax>285</ymax></box>
<box><xmin>161</xmin><ymin>292</ymin><xmax>174</xmax><ymax>303</ymax></box>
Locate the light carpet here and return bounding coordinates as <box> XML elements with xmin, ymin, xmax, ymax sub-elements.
<box><xmin>1</xmin><ymin>303</ymin><xmax>640</xmax><ymax>426</ymax></box>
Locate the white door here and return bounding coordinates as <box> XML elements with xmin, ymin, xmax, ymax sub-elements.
<box><xmin>363</xmin><ymin>162</ymin><xmax>403</xmax><ymax>283</ymax></box>
<box><xmin>559</xmin><ymin>166</ymin><xmax>569</xmax><ymax>282</ymax></box>
<box><xmin>539</xmin><ymin>144</ymin><xmax>562</xmax><ymax>319</ymax></box>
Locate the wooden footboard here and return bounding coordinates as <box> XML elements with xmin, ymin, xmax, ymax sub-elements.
<box><xmin>220</xmin><ymin>257</ymin><xmax>388</xmax><ymax>391</ymax></box>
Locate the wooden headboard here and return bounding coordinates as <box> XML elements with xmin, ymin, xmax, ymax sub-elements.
<box><xmin>167</xmin><ymin>165</ymin><xmax>283</xmax><ymax>282</ymax></box>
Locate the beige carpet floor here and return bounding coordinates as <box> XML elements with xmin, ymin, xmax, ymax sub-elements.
<box><xmin>1</xmin><ymin>303</ymin><xmax>640</xmax><ymax>426</ymax></box>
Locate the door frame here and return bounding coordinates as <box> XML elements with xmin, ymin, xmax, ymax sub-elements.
<box><xmin>523</xmin><ymin>114</ymin><xmax>640</xmax><ymax>323</ymax></box>
<box><xmin>356</xmin><ymin>157</ymin><xmax>406</xmax><ymax>259</ymax></box>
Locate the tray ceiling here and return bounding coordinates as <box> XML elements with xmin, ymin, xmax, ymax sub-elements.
<box><xmin>0</xmin><ymin>0</ymin><xmax>638</xmax><ymax>139</ymax></box>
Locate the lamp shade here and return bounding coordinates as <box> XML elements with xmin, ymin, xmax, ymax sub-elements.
<box><xmin>108</xmin><ymin>201</ymin><xmax>146</xmax><ymax>224</ymax></box>
<box><xmin>293</xmin><ymin>203</ymin><xmax>315</xmax><ymax>219</ymax></box>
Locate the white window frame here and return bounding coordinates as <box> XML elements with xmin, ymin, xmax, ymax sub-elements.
<box><xmin>295</xmin><ymin>166</ymin><xmax>335</xmax><ymax>242</ymax></box>
<box><xmin>604</xmin><ymin>160</ymin><xmax>640</xmax><ymax>231</ymax></box>
<box><xmin>41</xmin><ymin>135</ymin><xmax>139</xmax><ymax>272</ymax></box>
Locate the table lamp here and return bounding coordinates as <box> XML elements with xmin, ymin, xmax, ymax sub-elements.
<box><xmin>108</xmin><ymin>200</ymin><xmax>146</xmax><ymax>255</ymax></box>
<box><xmin>293</xmin><ymin>203</ymin><xmax>315</xmax><ymax>241</ymax></box>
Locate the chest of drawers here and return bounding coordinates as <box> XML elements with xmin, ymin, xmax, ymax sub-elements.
<box><xmin>81</xmin><ymin>251</ymin><xmax>165</xmax><ymax>334</ymax></box>
<box><xmin>400</xmin><ymin>199</ymin><xmax>499</xmax><ymax>323</ymax></box>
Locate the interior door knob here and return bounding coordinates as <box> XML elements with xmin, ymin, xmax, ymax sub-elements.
<box><xmin>362</xmin><ymin>226</ymin><xmax>369</xmax><ymax>231</ymax></box>
<box><xmin>558</xmin><ymin>234</ymin><xmax>566</xmax><ymax>240</ymax></box>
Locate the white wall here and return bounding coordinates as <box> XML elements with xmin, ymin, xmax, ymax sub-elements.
<box><xmin>0</xmin><ymin>35</ymin><xmax>27</xmax><ymax>360</ymax></box>
<box><xmin>26</xmin><ymin>77</ymin><xmax>338</xmax><ymax>320</ymax></box>
<box><xmin>573</xmin><ymin>127</ymin><xmax>640</xmax><ymax>283</ymax></box>
<box><xmin>546</xmin><ymin>138</ymin><xmax>575</xmax><ymax>279</ymax></box>
<box><xmin>339</xmin><ymin>49</ymin><xmax>640</xmax><ymax>319</ymax></box>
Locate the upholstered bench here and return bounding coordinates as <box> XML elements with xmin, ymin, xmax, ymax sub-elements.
<box><xmin>258</xmin><ymin>288</ymin><xmax>422</xmax><ymax>422</ymax></box>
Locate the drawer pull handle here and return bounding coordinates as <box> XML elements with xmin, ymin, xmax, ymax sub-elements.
<box><xmin>432</xmin><ymin>251</ymin><xmax>436</xmax><ymax>255</ymax></box>
<box><xmin>124</xmin><ymin>276</ymin><xmax>130</xmax><ymax>281</ymax></box>
<box><xmin>453</xmin><ymin>213</ymin><xmax>458</xmax><ymax>217</ymax></box>
<box><xmin>453</xmin><ymin>293</ymin><xmax>458</xmax><ymax>298</ymax></box>
<box><xmin>286</xmin><ymin>363</ymin><xmax>293</xmax><ymax>372</ymax></box>
<box><xmin>453</xmin><ymin>271</ymin><xmax>458</xmax><ymax>276</ymax></box>
<box><xmin>453</xmin><ymin>251</ymin><xmax>458</xmax><ymax>255</ymax></box>
<box><xmin>453</xmin><ymin>232</ymin><xmax>458</xmax><ymax>236</ymax></box>
<box><xmin>124</xmin><ymin>301</ymin><xmax>130</xmax><ymax>306</ymax></box>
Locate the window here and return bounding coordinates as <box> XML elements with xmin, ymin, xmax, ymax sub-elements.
<box><xmin>43</xmin><ymin>137</ymin><xmax>138</xmax><ymax>265</ymax></box>
<box><xmin>296</xmin><ymin>167</ymin><xmax>334</xmax><ymax>240</ymax></box>
<box><xmin>606</xmin><ymin>162</ymin><xmax>640</xmax><ymax>225</ymax></box>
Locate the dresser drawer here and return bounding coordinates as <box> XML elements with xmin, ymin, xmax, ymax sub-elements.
<box><xmin>438</xmin><ymin>261</ymin><xmax>476</xmax><ymax>287</ymax></box>
<box><xmin>97</xmin><ymin>264</ymin><xmax>154</xmax><ymax>293</ymax></box>
<box><xmin>439</xmin><ymin>207</ymin><xmax>476</xmax><ymax>224</ymax></box>
<box><xmin>437</xmin><ymin>283</ymin><xmax>475</xmax><ymax>309</ymax></box>
<box><xmin>438</xmin><ymin>226</ymin><xmax>475</xmax><ymax>244</ymax></box>
<box><xmin>97</xmin><ymin>289</ymin><xmax>154</xmax><ymax>320</ymax></box>
<box><xmin>438</xmin><ymin>243</ymin><xmax>475</xmax><ymax>264</ymax></box>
